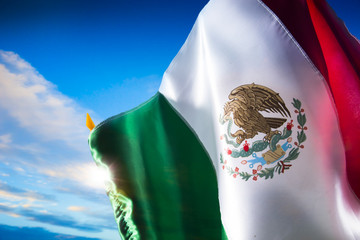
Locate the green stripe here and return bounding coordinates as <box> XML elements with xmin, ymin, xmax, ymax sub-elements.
<box><xmin>89</xmin><ymin>93</ymin><xmax>227</xmax><ymax>240</ymax></box>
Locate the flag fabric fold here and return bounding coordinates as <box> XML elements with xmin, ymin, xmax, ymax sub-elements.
<box><xmin>89</xmin><ymin>94</ymin><xmax>226</xmax><ymax>239</ymax></box>
<box><xmin>263</xmin><ymin>0</ymin><xmax>360</xmax><ymax>201</ymax></box>
<box><xmin>89</xmin><ymin>0</ymin><xmax>360</xmax><ymax>239</ymax></box>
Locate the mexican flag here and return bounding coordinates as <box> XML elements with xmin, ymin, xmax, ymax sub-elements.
<box><xmin>88</xmin><ymin>0</ymin><xmax>360</xmax><ymax>239</ymax></box>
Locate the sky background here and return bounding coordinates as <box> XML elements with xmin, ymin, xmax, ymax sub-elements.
<box><xmin>0</xmin><ymin>0</ymin><xmax>359</xmax><ymax>239</ymax></box>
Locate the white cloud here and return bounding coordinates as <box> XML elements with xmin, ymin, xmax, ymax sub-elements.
<box><xmin>0</xmin><ymin>134</ymin><xmax>12</xmax><ymax>149</ymax></box>
<box><xmin>15</xmin><ymin>143</ymin><xmax>46</xmax><ymax>155</ymax></box>
<box><xmin>0</xmin><ymin>51</ymin><xmax>33</xmax><ymax>70</ymax></box>
<box><xmin>0</xmin><ymin>181</ymin><xmax>55</xmax><ymax>204</ymax></box>
<box><xmin>0</xmin><ymin>50</ymin><xmax>90</xmax><ymax>150</ymax></box>
<box><xmin>67</xmin><ymin>206</ymin><xmax>87</xmax><ymax>212</ymax></box>
<box><xmin>14</xmin><ymin>167</ymin><xmax>25</xmax><ymax>173</ymax></box>
<box><xmin>39</xmin><ymin>162</ymin><xmax>110</xmax><ymax>191</ymax></box>
<box><xmin>0</xmin><ymin>133</ymin><xmax>46</xmax><ymax>157</ymax></box>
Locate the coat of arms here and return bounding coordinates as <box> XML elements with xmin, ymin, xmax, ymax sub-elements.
<box><xmin>219</xmin><ymin>83</ymin><xmax>307</xmax><ymax>181</ymax></box>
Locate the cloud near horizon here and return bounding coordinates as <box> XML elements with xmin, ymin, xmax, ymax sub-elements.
<box><xmin>0</xmin><ymin>193</ymin><xmax>116</xmax><ymax>235</ymax></box>
<box><xmin>0</xmin><ymin>224</ymin><xmax>102</xmax><ymax>240</ymax></box>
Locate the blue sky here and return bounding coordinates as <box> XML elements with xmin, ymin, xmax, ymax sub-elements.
<box><xmin>0</xmin><ymin>0</ymin><xmax>359</xmax><ymax>239</ymax></box>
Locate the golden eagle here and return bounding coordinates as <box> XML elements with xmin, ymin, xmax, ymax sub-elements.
<box><xmin>223</xmin><ymin>83</ymin><xmax>291</xmax><ymax>144</ymax></box>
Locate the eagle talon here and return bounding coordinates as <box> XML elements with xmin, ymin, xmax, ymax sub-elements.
<box><xmin>236</xmin><ymin>138</ymin><xmax>244</xmax><ymax>145</ymax></box>
<box><xmin>223</xmin><ymin>84</ymin><xmax>291</xmax><ymax>145</ymax></box>
<box><xmin>264</xmin><ymin>131</ymin><xmax>281</xmax><ymax>142</ymax></box>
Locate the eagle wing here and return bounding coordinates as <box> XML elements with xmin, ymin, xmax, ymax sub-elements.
<box><xmin>229</xmin><ymin>83</ymin><xmax>291</xmax><ymax>118</ymax></box>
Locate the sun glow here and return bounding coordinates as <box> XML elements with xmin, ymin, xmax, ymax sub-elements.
<box><xmin>85</xmin><ymin>164</ymin><xmax>112</xmax><ymax>190</ymax></box>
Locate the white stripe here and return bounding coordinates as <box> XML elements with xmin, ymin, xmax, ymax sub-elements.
<box><xmin>159</xmin><ymin>0</ymin><xmax>360</xmax><ymax>238</ymax></box>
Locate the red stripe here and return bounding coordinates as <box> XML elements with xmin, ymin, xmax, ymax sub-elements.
<box><xmin>263</xmin><ymin>0</ymin><xmax>360</xmax><ymax>197</ymax></box>
<box><xmin>262</xmin><ymin>0</ymin><xmax>329</xmax><ymax>80</ymax></box>
<box><xmin>307</xmin><ymin>0</ymin><xmax>360</xmax><ymax>197</ymax></box>
<box><xmin>312</xmin><ymin>0</ymin><xmax>360</xmax><ymax>76</ymax></box>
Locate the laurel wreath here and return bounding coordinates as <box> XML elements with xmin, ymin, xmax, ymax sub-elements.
<box><xmin>220</xmin><ymin>98</ymin><xmax>307</xmax><ymax>181</ymax></box>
